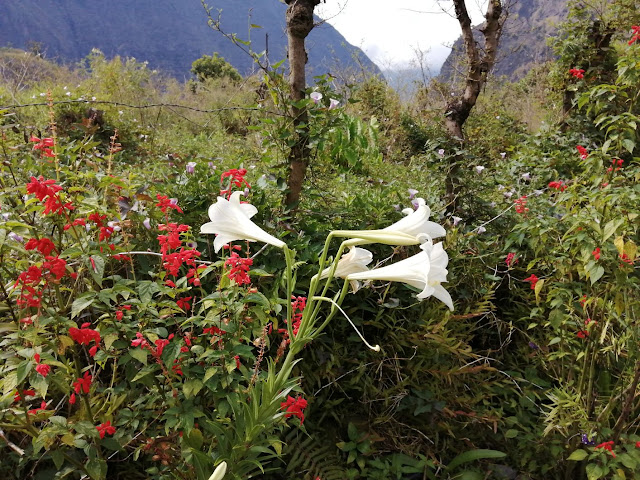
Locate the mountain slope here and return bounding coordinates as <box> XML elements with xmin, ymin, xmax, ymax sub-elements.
<box><xmin>440</xmin><ymin>0</ymin><xmax>568</xmax><ymax>81</ymax></box>
<box><xmin>0</xmin><ymin>0</ymin><xmax>379</xmax><ymax>79</ymax></box>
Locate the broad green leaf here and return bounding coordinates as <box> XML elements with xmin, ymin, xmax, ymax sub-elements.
<box><xmin>446</xmin><ymin>449</ymin><xmax>506</xmax><ymax>471</ymax></box>
<box><xmin>71</xmin><ymin>294</ymin><xmax>96</xmax><ymax>319</ymax></box>
<box><xmin>129</xmin><ymin>347</ymin><xmax>148</xmax><ymax>365</ymax></box>
<box><xmin>85</xmin><ymin>458</ymin><xmax>107</xmax><ymax>480</ymax></box>
<box><xmin>183</xmin><ymin>379</ymin><xmax>203</xmax><ymax>399</ymax></box>
<box><xmin>567</xmin><ymin>449</ymin><xmax>588</xmax><ymax>461</ymax></box>
<box><xmin>590</xmin><ymin>266</ymin><xmax>604</xmax><ymax>285</ymax></box>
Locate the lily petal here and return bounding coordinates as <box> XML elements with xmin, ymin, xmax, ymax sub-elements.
<box><xmin>201</xmin><ymin>191</ymin><xmax>285</xmax><ymax>252</ymax></box>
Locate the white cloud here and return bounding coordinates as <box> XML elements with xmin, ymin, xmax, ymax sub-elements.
<box><xmin>316</xmin><ymin>0</ymin><xmax>487</xmax><ymax>71</ymax></box>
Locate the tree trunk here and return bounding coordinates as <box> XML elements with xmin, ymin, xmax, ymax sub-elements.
<box><xmin>444</xmin><ymin>0</ymin><xmax>506</xmax><ymax>213</ymax></box>
<box><xmin>284</xmin><ymin>0</ymin><xmax>320</xmax><ymax>209</ymax></box>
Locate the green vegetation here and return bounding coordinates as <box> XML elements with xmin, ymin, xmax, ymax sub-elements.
<box><xmin>0</xmin><ymin>3</ymin><xmax>639</xmax><ymax>480</ymax></box>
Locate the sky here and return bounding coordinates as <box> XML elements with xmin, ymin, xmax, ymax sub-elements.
<box><xmin>315</xmin><ymin>0</ymin><xmax>488</xmax><ymax>73</ymax></box>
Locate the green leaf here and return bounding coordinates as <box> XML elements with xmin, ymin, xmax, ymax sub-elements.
<box><xmin>446</xmin><ymin>449</ymin><xmax>506</xmax><ymax>471</ymax></box>
<box><xmin>85</xmin><ymin>458</ymin><xmax>107</xmax><ymax>480</ymax></box>
<box><xmin>89</xmin><ymin>255</ymin><xmax>106</xmax><ymax>287</ymax></box>
<box><xmin>16</xmin><ymin>360</ymin><xmax>32</xmax><ymax>384</ymax></box>
<box><xmin>621</xmin><ymin>138</ymin><xmax>635</xmax><ymax>154</ymax></box>
<box><xmin>590</xmin><ymin>266</ymin><xmax>605</xmax><ymax>285</ymax></box>
<box><xmin>51</xmin><ymin>449</ymin><xmax>65</xmax><ymax>469</ymax></box>
<box><xmin>137</xmin><ymin>281</ymin><xmax>160</xmax><ymax>304</ymax></box>
<box><xmin>548</xmin><ymin>337</ymin><xmax>561</xmax><ymax>346</ymax></box>
<box><xmin>183</xmin><ymin>379</ymin><xmax>203</xmax><ymax>399</ymax></box>
<box><xmin>129</xmin><ymin>348</ymin><xmax>148</xmax><ymax>365</ymax></box>
<box><xmin>504</xmin><ymin>429</ymin><xmax>518</xmax><ymax>439</ymax></box>
<box><xmin>71</xmin><ymin>294</ymin><xmax>96</xmax><ymax>319</ymax></box>
<box><xmin>567</xmin><ymin>449</ymin><xmax>589</xmax><ymax>461</ymax></box>
<box><xmin>586</xmin><ymin>463</ymin><xmax>606</xmax><ymax>480</ymax></box>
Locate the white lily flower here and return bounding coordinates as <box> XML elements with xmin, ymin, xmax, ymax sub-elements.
<box><xmin>382</xmin><ymin>198</ymin><xmax>446</xmax><ymax>240</ymax></box>
<box><xmin>208</xmin><ymin>461</ymin><xmax>227</xmax><ymax>480</ymax></box>
<box><xmin>320</xmin><ymin>247</ymin><xmax>373</xmax><ymax>291</ymax></box>
<box><xmin>347</xmin><ymin>239</ymin><xmax>453</xmax><ymax>310</ymax></box>
<box><xmin>201</xmin><ymin>191</ymin><xmax>286</xmax><ymax>252</ymax></box>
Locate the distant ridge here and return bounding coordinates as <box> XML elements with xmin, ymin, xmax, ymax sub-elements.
<box><xmin>0</xmin><ymin>0</ymin><xmax>380</xmax><ymax>79</ymax></box>
<box><xmin>440</xmin><ymin>0</ymin><xmax>569</xmax><ymax>81</ymax></box>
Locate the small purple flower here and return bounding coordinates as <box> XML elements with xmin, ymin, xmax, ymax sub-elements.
<box><xmin>452</xmin><ymin>216</ymin><xmax>462</xmax><ymax>226</ymax></box>
<box><xmin>8</xmin><ymin>232</ymin><xmax>24</xmax><ymax>242</ymax></box>
<box><xmin>474</xmin><ymin>165</ymin><xmax>485</xmax><ymax>174</ymax></box>
<box><xmin>581</xmin><ymin>434</ymin><xmax>595</xmax><ymax>446</ymax></box>
<box><xmin>186</xmin><ymin>240</ymin><xmax>198</xmax><ymax>249</ymax></box>
<box><xmin>437</xmin><ymin>148</ymin><xmax>445</xmax><ymax>157</ymax></box>
<box><xmin>310</xmin><ymin>91</ymin><xmax>323</xmax><ymax>104</ymax></box>
<box><xmin>408</xmin><ymin>188</ymin><xmax>419</xmax><ymax>200</ymax></box>
<box><xmin>186</xmin><ymin>161</ymin><xmax>197</xmax><ymax>174</ymax></box>
<box><xmin>411</xmin><ymin>199</ymin><xmax>421</xmax><ymax>210</ymax></box>
<box><xmin>170</xmin><ymin>198</ymin><xmax>179</xmax><ymax>207</ymax></box>
<box><xmin>244</xmin><ymin>187</ymin><xmax>250</xmax><ymax>197</ymax></box>
<box><xmin>522</xmin><ymin>172</ymin><xmax>531</xmax><ymax>181</ymax></box>
<box><xmin>143</xmin><ymin>218</ymin><xmax>152</xmax><ymax>230</ymax></box>
<box><xmin>476</xmin><ymin>226</ymin><xmax>487</xmax><ymax>234</ymax></box>
<box><xmin>503</xmin><ymin>191</ymin><xmax>514</xmax><ymax>199</ymax></box>
<box><xmin>500</xmin><ymin>152</ymin><xmax>506</xmax><ymax>159</ymax></box>
<box><xmin>1</xmin><ymin>213</ymin><xmax>10</xmax><ymax>221</ymax></box>
<box><xmin>329</xmin><ymin>98</ymin><xmax>340</xmax><ymax>109</ymax></box>
<box><xmin>528</xmin><ymin>341</ymin><xmax>539</xmax><ymax>350</ymax></box>
<box><xmin>393</xmin><ymin>204</ymin><xmax>401</xmax><ymax>212</ymax></box>
<box><xmin>533</xmin><ymin>189</ymin><xmax>544</xmax><ymax>196</ymax></box>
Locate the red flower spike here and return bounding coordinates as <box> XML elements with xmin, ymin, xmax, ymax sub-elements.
<box><xmin>569</xmin><ymin>68</ymin><xmax>585</xmax><ymax>79</ymax></box>
<box><xmin>280</xmin><ymin>395</ymin><xmax>308</xmax><ymax>424</ymax></box>
<box><xmin>96</xmin><ymin>421</ymin><xmax>116</xmax><ymax>439</ymax></box>
<box><xmin>524</xmin><ymin>274</ymin><xmax>539</xmax><ymax>290</ymax></box>
<box><xmin>595</xmin><ymin>441</ymin><xmax>616</xmax><ymax>457</ymax></box>
<box><xmin>592</xmin><ymin>247</ymin><xmax>601</xmax><ymax>261</ymax></box>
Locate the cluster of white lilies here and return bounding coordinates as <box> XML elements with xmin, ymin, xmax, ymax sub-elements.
<box><xmin>201</xmin><ymin>192</ymin><xmax>452</xmax><ymax>311</ymax></box>
<box><xmin>201</xmin><ymin>192</ymin><xmax>452</xmax><ymax>480</ymax></box>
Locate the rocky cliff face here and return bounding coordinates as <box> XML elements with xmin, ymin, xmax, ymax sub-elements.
<box><xmin>440</xmin><ymin>0</ymin><xmax>569</xmax><ymax>81</ymax></box>
<box><xmin>0</xmin><ymin>0</ymin><xmax>379</xmax><ymax>79</ymax></box>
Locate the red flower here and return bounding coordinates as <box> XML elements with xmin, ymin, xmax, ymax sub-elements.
<box><xmin>73</xmin><ymin>371</ymin><xmax>92</xmax><ymax>394</ymax></box>
<box><xmin>156</xmin><ymin>194</ymin><xmax>183</xmax><ymax>214</ymax></box>
<box><xmin>234</xmin><ymin>355</ymin><xmax>241</xmax><ymax>370</ymax></box>
<box><xmin>35</xmin><ymin>363</ymin><xmax>51</xmax><ymax>377</ymax></box>
<box><xmin>514</xmin><ymin>196</ymin><xmax>528</xmax><ymax>214</ymax></box>
<box><xmin>69</xmin><ymin>327</ymin><xmax>101</xmax><ymax>346</ymax></box>
<box><xmin>592</xmin><ymin>247</ymin><xmax>601</xmax><ymax>261</ymax></box>
<box><xmin>280</xmin><ymin>395</ymin><xmax>308</xmax><ymax>424</ymax></box>
<box><xmin>88</xmin><ymin>345</ymin><xmax>98</xmax><ymax>357</ymax></box>
<box><xmin>28</xmin><ymin>401</ymin><xmax>48</xmax><ymax>415</ymax></box>
<box><xmin>635</xmin><ymin>441</ymin><xmax>640</xmax><ymax>448</ymax></box>
<box><xmin>115</xmin><ymin>310</ymin><xmax>124</xmax><ymax>321</ymax></box>
<box><xmin>14</xmin><ymin>389</ymin><xmax>36</xmax><ymax>402</ymax></box>
<box><xmin>131</xmin><ymin>332</ymin><xmax>149</xmax><ymax>349</ymax></box>
<box><xmin>176</xmin><ymin>296</ymin><xmax>192</xmax><ymax>311</ymax></box>
<box><xmin>576</xmin><ymin>330</ymin><xmax>589</xmax><ymax>339</ymax></box>
<box><xmin>569</xmin><ymin>68</ymin><xmax>585</xmax><ymax>79</ymax></box>
<box><xmin>576</xmin><ymin>145</ymin><xmax>588</xmax><ymax>159</ymax></box>
<box><xmin>505</xmin><ymin>253</ymin><xmax>518</xmax><ymax>267</ymax></box>
<box><xmin>225</xmin><ymin>252</ymin><xmax>253</xmax><ymax>285</ymax></box>
<box><xmin>629</xmin><ymin>25</ymin><xmax>640</xmax><ymax>45</ymax></box>
<box><xmin>219</xmin><ymin>168</ymin><xmax>250</xmax><ymax>197</ymax></box>
<box><xmin>30</xmin><ymin>136</ymin><xmax>55</xmax><ymax>158</ymax></box>
<box><xmin>524</xmin><ymin>274</ymin><xmax>539</xmax><ymax>290</ymax></box>
<box><xmin>595</xmin><ymin>441</ymin><xmax>616</xmax><ymax>457</ymax></box>
<box><xmin>96</xmin><ymin>421</ymin><xmax>116</xmax><ymax>439</ymax></box>
<box><xmin>24</xmin><ymin>237</ymin><xmax>57</xmax><ymax>256</ymax></box>
<box><xmin>548</xmin><ymin>180</ymin><xmax>567</xmax><ymax>191</ymax></box>
<box><xmin>43</xmin><ymin>256</ymin><xmax>67</xmax><ymax>280</ymax></box>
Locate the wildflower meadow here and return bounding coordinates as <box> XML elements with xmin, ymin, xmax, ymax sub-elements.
<box><xmin>1</xmin><ymin>4</ymin><xmax>639</xmax><ymax>480</ymax></box>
